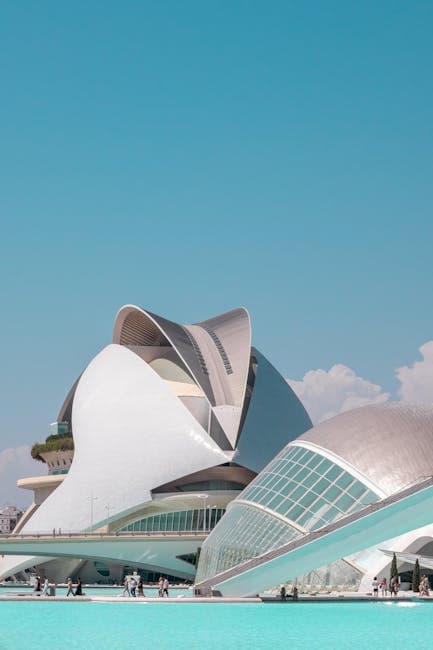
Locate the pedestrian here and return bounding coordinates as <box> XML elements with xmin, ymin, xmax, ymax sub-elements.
<box><xmin>66</xmin><ymin>577</ymin><xmax>74</xmax><ymax>597</ymax></box>
<box><xmin>158</xmin><ymin>576</ymin><xmax>164</xmax><ymax>597</ymax></box>
<box><xmin>41</xmin><ymin>577</ymin><xmax>49</xmax><ymax>596</ymax></box>
<box><xmin>33</xmin><ymin>576</ymin><xmax>41</xmax><ymax>594</ymax></box>
<box><xmin>420</xmin><ymin>575</ymin><xmax>430</xmax><ymax>597</ymax></box>
<box><xmin>390</xmin><ymin>575</ymin><xmax>399</xmax><ymax>597</ymax></box>
<box><xmin>371</xmin><ymin>576</ymin><xmax>379</xmax><ymax>597</ymax></box>
<box><xmin>75</xmin><ymin>577</ymin><xmax>83</xmax><ymax>596</ymax></box>
<box><xmin>379</xmin><ymin>577</ymin><xmax>388</xmax><ymax>597</ymax></box>
<box><xmin>130</xmin><ymin>576</ymin><xmax>137</xmax><ymax>597</ymax></box>
<box><xmin>137</xmin><ymin>577</ymin><xmax>144</xmax><ymax>597</ymax></box>
<box><xmin>121</xmin><ymin>577</ymin><xmax>130</xmax><ymax>597</ymax></box>
<box><xmin>280</xmin><ymin>585</ymin><xmax>286</xmax><ymax>601</ymax></box>
<box><xmin>162</xmin><ymin>577</ymin><xmax>169</xmax><ymax>597</ymax></box>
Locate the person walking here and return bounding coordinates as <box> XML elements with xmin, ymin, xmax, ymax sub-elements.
<box><xmin>137</xmin><ymin>577</ymin><xmax>144</xmax><ymax>597</ymax></box>
<box><xmin>41</xmin><ymin>577</ymin><xmax>49</xmax><ymax>596</ymax></box>
<box><xmin>158</xmin><ymin>576</ymin><xmax>164</xmax><ymax>597</ymax></box>
<box><xmin>371</xmin><ymin>576</ymin><xmax>379</xmax><ymax>597</ymax></box>
<box><xmin>75</xmin><ymin>577</ymin><xmax>83</xmax><ymax>596</ymax></box>
<box><xmin>33</xmin><ymin>576</ymin><xmax>41</xmax><ymax>594</ymax></box>
<box><xmin>130</xmin><ymin>576</ymin><xmax>137</xmax><ymax>597</ymax></box>
<box><xmin>66</xmin><ymin>577</ymin><xmax>74</xmax><ymax>597</ymax></box>
<box><xmin>121</xmin><ymin>577</ymin><xmax>130</xmax><ymax>597</ymax></box>
<box><xmin>379</xmin><ymin>577</ymin><xmax>388</xmax><ymax>597</ymax></box>
<box><xmin>162</xmin><ymin>577</ymin><xmax>169</xmax><ymax>597</ymax></box>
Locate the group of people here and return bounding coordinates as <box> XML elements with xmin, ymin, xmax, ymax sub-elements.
<box><xmin>121</xmin><ymin>574</ymin><xmax>145</xmax><ymax>597</ymax></box>
<box><xmin>32</xmin><ymin>575</ymin><xmax>83</xmax><ymax>596</ymax></box>
<box><xmin>372</xmin><ymin>574</ymin><xmax>431</xmax><ymax>597</ymax></box>
<box><xmin>66</xmin><ymin>576</ymin><xmax>83</xmax><ymax>596</ymax></box>
<box><xmin>32</xmin><ymin>576</ymin><xmax>50</xmax><ymax>596</ymax></box>
<box><xmin>279</xmin><ymin>585</ymin><xmax>298</xmax><ymax>601</ymax></box>
<box><xmin>371</xmin><ymin>576</ymin><xmax>400</xmax><ymax>597</ymax></box>
<box><xmin>120</xmin><ymin>575</ymin><xmax>170</xmax><ymax>598</ymax></box>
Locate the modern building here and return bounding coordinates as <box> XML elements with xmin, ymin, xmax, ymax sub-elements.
<box><xmin>195</xmin><ymin>403</ymin><xmax>433</xmax><ymax>596</ymax></box>
<box><xmin>0</xmin><ymin>304</ymin><xmax>312</xmax><ymax>583</ymax></box>
<box><xmin>0</xmin><ymin>507</ymin><xmax>22</xmax><ymax>534</ymax></box>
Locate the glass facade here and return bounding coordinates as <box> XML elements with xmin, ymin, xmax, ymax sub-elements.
<box><xmin>276</xmin><ymin>559</ymin><xmax>363</xmax><ymax>594</ymax></box>
<box><xmin>241</xmin><ymin>445</ymin><xmax>378</xmax><ymax>530</ymax></box>
<box><xmin>195</xmin><ymin>503</ymin><xmax>301</xmax><ymax>583</ymax></box>
<box><xmin>120</xmin><ymin>508</ymin><xmax>225</xmax><ymax>533</ymax></box>
<box><xmin>196</xmin><ymin>444</ymin><xmax>380</xmax><ymax>583</ymax></box>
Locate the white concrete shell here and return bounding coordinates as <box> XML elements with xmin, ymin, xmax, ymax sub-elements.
<box><xmin>0</xmin><ymin>304</ymin><xmax>312</xmax><ymax>580</ymax></box>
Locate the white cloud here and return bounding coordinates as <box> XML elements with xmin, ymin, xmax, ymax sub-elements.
<box><xmin>0</xmin><ymin>446</ymin><xmax>45</xmax><ymax>510</ymax></box>
<box><xmin>288</xmin><ymin>364</ymin><xmax>390</xmax><ymax>425</ymax></box>
<box><xmin>396</xmin><ymin>341</ymin><xmax>433</xmax><ymax>403</ymax></box>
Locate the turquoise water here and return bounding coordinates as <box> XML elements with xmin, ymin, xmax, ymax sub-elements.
<box><xmin>0</xmin><ymin>601</ymin><xmax>430</xmax><ymax>649</ymax></box>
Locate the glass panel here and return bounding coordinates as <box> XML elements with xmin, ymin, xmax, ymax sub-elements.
<box><xmin>347</xmin><ymin>482</ymin><xmax>367</xmax><ymax>500</ymax></box>
<box><xmin>298</xmin><ymin>490</ymin><xmax>318</xmax><ymax>509</ymax></box>
<box><xmin>311</xmin><ymin>478</ymin><xmax>331</xmax><ymax>496</ymax></box>
<box><xmin>290</xmin><ymin>466</ymin><xmax>311</xmax><ymax>482</ymax></box>
<box><xmin>324</xmin><ymin>465</ymin><xmax>343</xmax><ymax>482</ymax></box>
<box><xmin>333</xmin><ymin>493</ymin><xmax>355</xmax><ymax>512</ymax></box>
<box><xmin>284</xmin><ymin>503</ymin><xmax>304</xmax><ymax>521</ymax></box>
<box><xmin>302</xmin><ymin>472</ymin><xmax>321</xmax><ymax>489</ymax></box>
<box><xmin>288</xmin><ymin>485</ymin><xmax>306</xmax><ymax>502</ymax></box>
<box><xmin>321</xmin><ymin>484</ymin><xmax>341</xmax><ymax>502</ymax></box>
<box><xmin>335</xmin><ymin>473</ymin><xmax>354</xmax><ymax>490</ymax></box>
<box><xmin>314</xmin><ymin>458</ymin><xmax>332</xmax><ymax>474</ymax></box>
<box><xmin>304</xmin><ymin>454</ymin><xmax>322</xmax><ymax>469</ymax></box>
<box><xmin>268</xmin><ymin>494</ymin><xmax>285</xmax><ymax>510</ymax></box>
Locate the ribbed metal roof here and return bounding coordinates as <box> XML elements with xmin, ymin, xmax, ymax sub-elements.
<box><xmin>297</xmin><ymin>402</ymin><xmax>433</xmax><ymax>496</ymax></box>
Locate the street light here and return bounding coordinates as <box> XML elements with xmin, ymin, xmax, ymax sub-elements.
<box><xmin>105</xmin><ymin>504</ymin><xmax>111</xmax><ymax>532</ymax></box>
<box><xmin>86</xmin><ymin>491</ymin><xmax>98</xmax><ymax>533</ymax></box>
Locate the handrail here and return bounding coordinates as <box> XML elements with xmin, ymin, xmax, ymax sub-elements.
<box><xmin>0</xmin><ymin>530</ymin><xmax>207</xmax><ymax>540</ymax></box>
<box><xmin>195</xmin><ymin>474</ymin><xmax>433</xmax><ymax>592</ymax></box>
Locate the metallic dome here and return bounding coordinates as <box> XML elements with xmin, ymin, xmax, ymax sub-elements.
<box><xmin>298</xmin><ymin>402</ymin><xmax>433</xmax><ymax>496</ymax></box>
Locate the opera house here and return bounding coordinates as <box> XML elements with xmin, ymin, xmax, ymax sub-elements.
<box><xmin>2</xmin><ymin>305</ymin><xmax>433</xmax><ymax>596</ymax></box>
<box><xmin>0</xmin><ymin>304</ymin><xmax>312</xmax><ymax>583</ymax></box>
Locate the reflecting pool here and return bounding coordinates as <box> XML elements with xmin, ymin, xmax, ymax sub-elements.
<box><xmin>0</xmin><ymin>601</ymin><xmax>430</xmax><ymax>649</ymax></box>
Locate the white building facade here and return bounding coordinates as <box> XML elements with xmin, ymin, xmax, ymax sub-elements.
<box><xmin>0</xmin><ymin>304</ymin><xmax>312</xmax><ymax>583</ymax></box>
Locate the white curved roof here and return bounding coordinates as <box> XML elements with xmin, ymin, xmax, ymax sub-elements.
<box><xmin>113</xmin><ymin>304</ymin><xmax>251</xmax><ymax>448</ymax></box>
<box><xmin>22</xmin><ymin>344</ymin><xmax>229</xmax><ymax>534</ymax></box>
<box><xmin>297</xmin><ymin>402</ymin><xmax>433</xmax><ymax>496</ymax></box>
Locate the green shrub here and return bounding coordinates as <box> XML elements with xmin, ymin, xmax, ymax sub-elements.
<box><xmin>31</xmin><ymin>436</ymin><xmax>74</xmax><ymax>462</ymax></box>
<box><xmin>390</xmin><ymin>552</ymin><xmax>398</xmax><ymax>584</ymax></box>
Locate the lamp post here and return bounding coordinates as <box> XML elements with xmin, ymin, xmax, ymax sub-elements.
<box><xmin>87</xmin><ymin>491</ymin><xmax>98</xmax><ymax>533</ymax></box>
<box><xmin>105</xmin><ymin>504</ymin><xmax>111</xmax><ymax>532</ymax></box>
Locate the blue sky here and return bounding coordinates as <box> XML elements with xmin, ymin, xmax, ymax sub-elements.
<box><xmin>1</xmin><ymin>0</ymin><xmax>433</xmax><ymax>471</ymax></box>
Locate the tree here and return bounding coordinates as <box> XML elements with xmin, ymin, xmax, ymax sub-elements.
<box><xmin>412</xmin><ymin>558</ymin><xmax>420</xmax><ymax>592</ymax></box>
<box><xmin>390</xmin><ymin>552</ymin><xmax>398</xmax><ymax>583</ymax></box>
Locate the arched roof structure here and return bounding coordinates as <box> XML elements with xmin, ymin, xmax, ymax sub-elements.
<box><xmin>298</xmin><ymin>402</ymin><xmax>433</xmax><ymax>496</ymax></box>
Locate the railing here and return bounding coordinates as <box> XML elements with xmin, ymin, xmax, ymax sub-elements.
<box><xmin>0</xmin><ymin>529</ymin><xmax>207</xmax><ymax>540</ymax></box>
<box><xmin>195</xmin><ymin>474</ymin><xmax>433</xmax><ymax>592</ymax></box>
